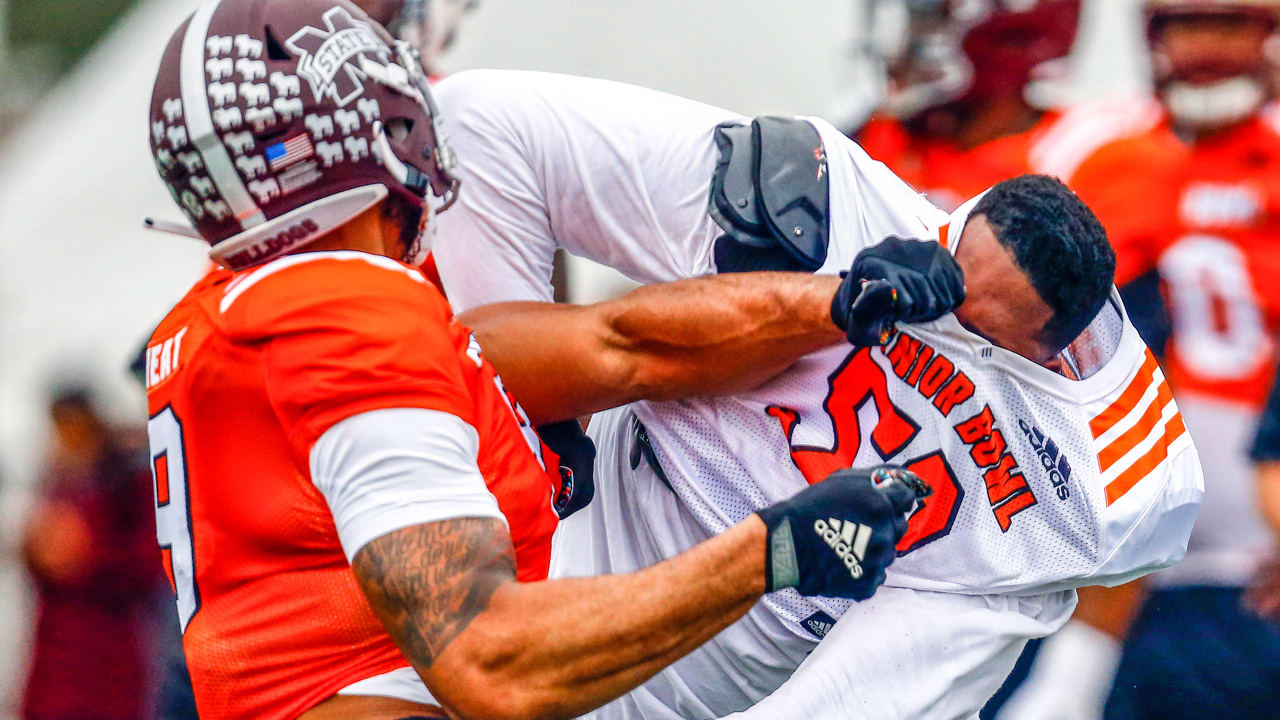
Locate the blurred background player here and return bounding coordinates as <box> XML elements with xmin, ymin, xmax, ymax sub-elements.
<box><xmin>996</xmin><ymin>1</ymin><xmax>1280</xmax><ymax>718</ymax></box>
<box><xmin>855</xmin><ymin>0</ymin><xmax>1080</xmax><ymax>210</ymax></box>
<box><xmin>351</xmin><ymin>0</ymin><xmax>477</xmax><ymax>75</ymax></box>
<box><xmin>854</xmin><ymin>0</ymin><xmax>1160</xmax><ymax>213</ymax></box>
<box><xmin>19</xmin><ymin>387</ymin><xmax>166</xmax><ymax>720</ymax></box>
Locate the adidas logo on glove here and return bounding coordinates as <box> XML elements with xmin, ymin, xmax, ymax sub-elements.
<box><xmin>758</xmin><ymin>464</ymin><xmax>919</xmax><ymax>598</ymax></box>
<box><xmin>813</xmin><ymin>517</ymin><xmax>872</xmax><ymax>579</ymax></box>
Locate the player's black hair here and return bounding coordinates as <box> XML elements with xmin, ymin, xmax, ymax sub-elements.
<box><xmin>972</xmin><ymin>174</ymin><xmax>1116</xmax><ymax>352</ymax></box>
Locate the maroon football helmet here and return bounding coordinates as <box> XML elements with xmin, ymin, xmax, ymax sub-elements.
<box><xmin>867</xmin><ymin>0</ymin><xmax>1082</xmax><ymax>120</ymax></box>
<box><xmin>148</xmin><ymin>0</ymin><xmax>458</xmax><ymax>270</ymax></box>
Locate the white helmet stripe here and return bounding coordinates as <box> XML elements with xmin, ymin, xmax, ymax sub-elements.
<box><xmin>180</xmin><ymin>0</ymin><xmax>266</xmax><ymax>229</ymax></box>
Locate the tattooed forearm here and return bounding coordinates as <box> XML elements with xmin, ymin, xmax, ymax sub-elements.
<box><xmin>352</xmin><ymin>517</ymin><xmax>516</xmax><ymax>669</ymax></box>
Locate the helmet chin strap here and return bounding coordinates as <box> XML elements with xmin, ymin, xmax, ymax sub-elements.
<box><xmin>1163</xmin><ymin>76</ymin><xmax>1267</xmax><ymax>130</ymax></box>
<box><xmin>405</xmin><ymin>194</ymin><xmax>436</xmax><ymax>266</ymax></box>
<box><xmin>369</xmin><ymin>120</ymin><xmax>433</xmax><ymax>265</ymax></box>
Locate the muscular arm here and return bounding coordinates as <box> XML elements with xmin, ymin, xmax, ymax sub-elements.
<box><xmin>459</xmin><ymin>272</ymin><xmax>843</xmax><ymax>425</ymax></box>
<box><xmin>352</xmin><ymin>515</ymin><xmax>767</xmax><ymax>720</ymax></box>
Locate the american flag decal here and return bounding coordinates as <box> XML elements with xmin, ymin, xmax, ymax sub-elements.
<box><xmin>265</xmin><ymin>134</ymin><xmax>314</xmax><ymax>171</ymax></box>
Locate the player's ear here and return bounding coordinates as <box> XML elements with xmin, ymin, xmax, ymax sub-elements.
<box><xmin>376</xmin><ymin>197</ymin><xmax>404</xmax><ymax>255</ymax></box>
<box><xmin>379</xmin><ymin>194</ymin><xmax>427</xmax><ymax>264</ymax></box>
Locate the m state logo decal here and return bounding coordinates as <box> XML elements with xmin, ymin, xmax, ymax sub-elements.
<box><xmin>286</xmin><ymin>6</ymin><xmax>390</xmax><ymax>107</ymax></box>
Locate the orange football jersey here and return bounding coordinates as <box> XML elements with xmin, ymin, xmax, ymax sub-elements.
<box><xmin>1071</xmin><ymin>115</ymin><xmax>1280</xmax><ymax>408</ymax></box>
<box><xmin>858</xmin><ymin>115</ymin><xmax>1040</xmax><ymax>212</ymax></box>
<box><xmin>859</xmin><ymin>98</ymin><xmax>1164</xmax><ymax>213</ymax></box>
<box><xmin>143</xmin><ymin>251</ymin><xmax>559</xmax><ymax>720</ymax></box>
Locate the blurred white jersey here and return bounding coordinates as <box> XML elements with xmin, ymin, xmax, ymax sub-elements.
<box><xmin>432</xmin><ymin>70</ymin><xmax>1204</xmax><ymax>716</ymax></box>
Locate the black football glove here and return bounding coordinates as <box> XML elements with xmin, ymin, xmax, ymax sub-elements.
<box><xmin>832</xmin><ymin>236</ymin><xmax>966</xmax><ymax>347</ymax></box>
<box><xmin>537</xmin><ymin>420</ymin><xmax>596</xmax><ymax>519</ymax></box>
<box><xmin>757</xmin><ymin>465</ymin><xmax>931</xmax><ymax>600</ymax></box>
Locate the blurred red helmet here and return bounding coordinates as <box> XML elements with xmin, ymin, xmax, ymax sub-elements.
<box><xmin>351</xmin><ymin>0</ymin><xmax>478</xmax><ymax>72</ymax></box>
<box><xmin>148</xmin><ymin>0</ymin><xmax>458</xmax><ymax>270</ymax></box>
<box><xmin>869</xmin><ymin>0</ymin><xmax>1082</xmax><ymax>120</ymax></box>
<box><xmin>1144</xmin><ymin>0</ymin><xmax>1280</xmax><ymax>128</ymax></box>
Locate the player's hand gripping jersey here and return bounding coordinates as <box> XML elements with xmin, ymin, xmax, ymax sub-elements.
<box><xmin>143</xmin><ymin>252</ymin><xmax>559</xmax><ymax>720</ymax></box>
<box><xmin>431</xmin><ymin>70</ymin><xmax>1203</xmax><ymax>716</ymax></box>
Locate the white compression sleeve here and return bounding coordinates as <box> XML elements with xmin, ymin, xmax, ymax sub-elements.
<box><xmin>309</xmin><ymin>407</ymin><xmax>507</xmax><ymax>561</ymax></box>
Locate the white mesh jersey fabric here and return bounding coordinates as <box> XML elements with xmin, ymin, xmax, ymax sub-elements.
<box><xmin>431</xmin><ymin>69</ymin><xmax>736</xmax><ymax>313</ymax></box>
<box><xmin>635</xmin><ymin>296</ymin><xmax>1205</xmax><ymax>634</ymax></box>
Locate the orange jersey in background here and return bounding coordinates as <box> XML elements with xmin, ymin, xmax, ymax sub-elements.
<box><xmin>1073</xmin><ymin>116</ymin><xmax>1280</xmax><ymax>409</ymax></box>
<box><xmin>143</xmin><ymin>252</ymin><xmax>559</xmax><ymax>720</ymax></box>
<box><xmin>858</xmin><ymin>115</ymin><xmax>1041</xmax><ymax>211</ymax></box>
<box><xmin>859</xmin><ymin>98</ymin><xmax>1163</xmax><ymax>212</ymax></box>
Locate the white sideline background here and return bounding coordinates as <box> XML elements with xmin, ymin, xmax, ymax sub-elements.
<box><xmin>0</xmin><ymin>0</ymin><xmax>1147</xmax><ymax>715</ymax></box>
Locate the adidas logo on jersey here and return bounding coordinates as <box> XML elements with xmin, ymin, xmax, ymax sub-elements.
<box><xmin>813</xmin><ymin>517</ymin><xmax>872</xmax><ymax>580</ymax></box>
<box><xmin>801</xmin><ymin>610</ymin><xmax>837</xmax><ymax>639</ymax></box>
<box><xmin>1018</xmin><ymin>419</ymin><xmax>1073</xmax><ymax>501</ymax></box>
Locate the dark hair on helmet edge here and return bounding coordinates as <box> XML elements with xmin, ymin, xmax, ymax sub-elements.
<box><xmin>971</xmin><ymin>174</ymin><xmax>1116</xmax><ymax>353</ymax></box>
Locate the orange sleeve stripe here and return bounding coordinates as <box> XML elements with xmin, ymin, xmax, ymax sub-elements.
<box><xmin>1097</xmin><ymin>379</ymin><xmax>1175</xmax><ymax>473</ymax></box>
<box><xmin>1090</xmin><ymin>351</ymin><xmax>1160</xmax><ymax>439</ymax></box>
<box><xmin>1104</xmin><ymin>411</ymin><xmax>1188</xmax><ymax>506</ymax></box>
<box><xmin>938</xmin><ymin>223</ymin><xmax>950</xmax><ymax>249</ymax></box>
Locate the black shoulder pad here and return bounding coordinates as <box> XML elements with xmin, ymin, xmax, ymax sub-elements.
<box><xmin>709</xmin><ymin>122</ymin><xmax>768</xmax><ymax>239</ymax></box>
<box><xmin>752</xmin><ymin>116</ymin><xmax>830</xmax><ymax>271</ymax></box>
<box><xmin>707</xmin><ymin>117</ymin><xmax>831</xmax><ymax>273</ymax></box>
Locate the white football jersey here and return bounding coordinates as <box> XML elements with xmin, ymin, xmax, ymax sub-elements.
<box><xmin>432</xmin><ymin>69</ymin><xmax>739</xmax><ymax>311</ymax></box>
<box><xmin>638</xmin><ymin>303</ymin><xmax>1203</xmax><ymax>628</ymax></box>
<box><xmin>432</xmin><ymin>70</ymin><xmax>1204</xmax><ymax>634</ymax></box>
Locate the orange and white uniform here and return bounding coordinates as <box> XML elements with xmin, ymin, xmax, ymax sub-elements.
<box><xmin>1066</xmin><ymin>112</ymin><xmax>1280</xmax><ymax>587</ymax></box>
<box><xmin>143</xmin><ymin>251</ymin><xmax>559</xmax><ymax>719</ymax></box>
<box><xmin>429</xmin><ymin>70</ymin><xmax>1202</xmax><ymax>720</ymax></box>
